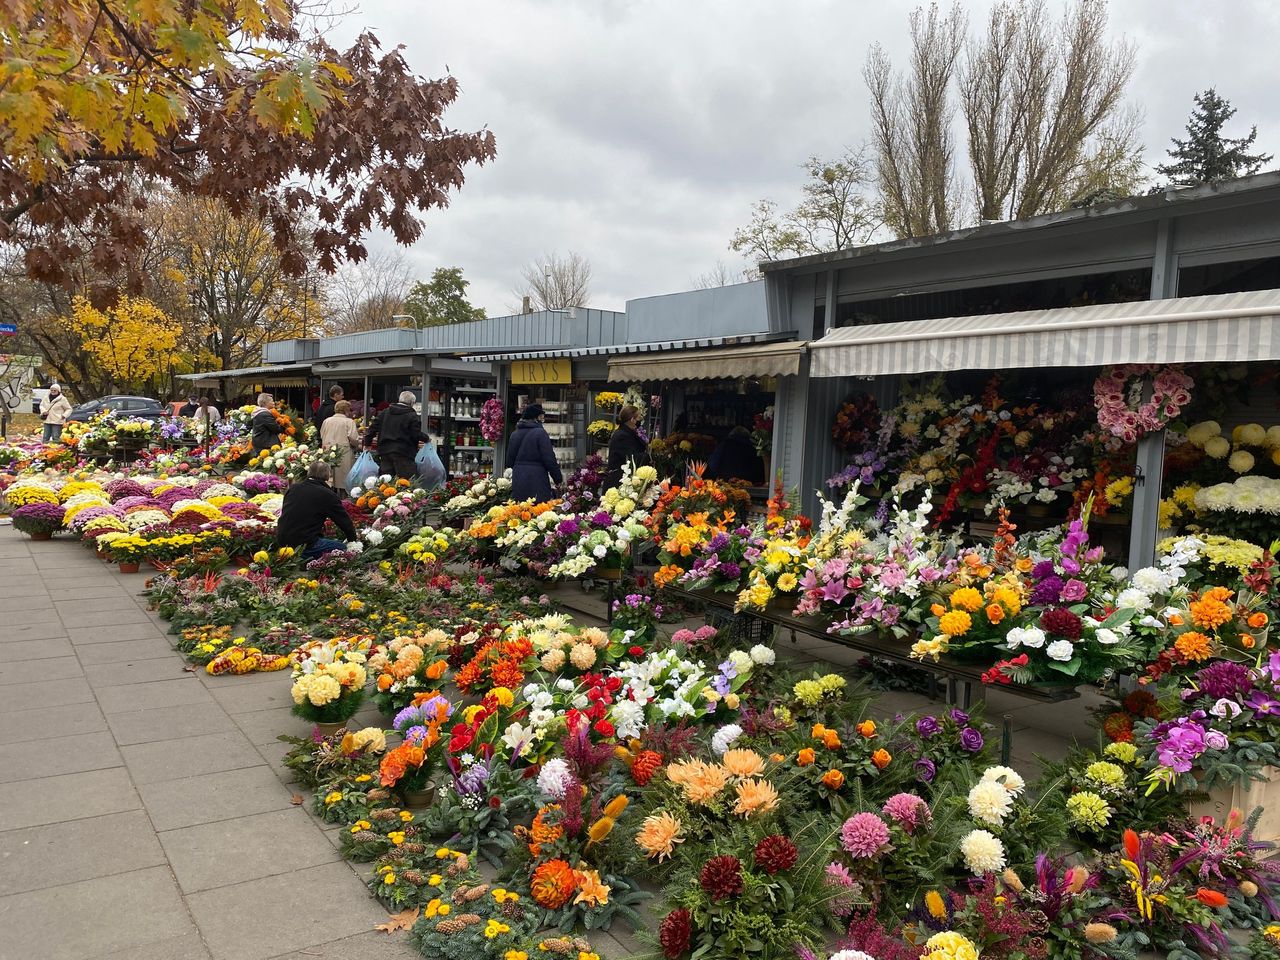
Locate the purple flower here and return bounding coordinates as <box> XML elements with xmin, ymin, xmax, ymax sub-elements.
<box><xmin>821</xmin><ymin>580</ymin><xmax>850</xmax><ymax>603</ymax></box>
<box><xmin>914</xmin><ymin>757</ymin><xmax>937</xmax><ymax>783</ymax></box>
<box><xmin>1204</xmin><ymin>730</ymin><xmax>1229</xmax><ymax>751</ymax></box>
<box><xmin>916</xmin><ymin>716</ymin><xmax>939</xmax><ymax>738</ymax></box>
<box><xmin>1030</xmin><ymin>576</ymin><xmax>1065</xmax><ymax>607</ymax></box>
<box><xmin>719</xmin><ymin>563</ymin><xmax>742</xmax><ymax>580</ymax></box>
<box><xmin>1031</xmin><ymin>560</ymin><xmax>1056</xmax><ymax>579</ymax></box>
<box><xmin>1059</xmin><ymin>579</ymin><xmax>1088</xmax><ymax>603</ymax></box>
<box><xmin>1156</xmin><ymin>721</ymin><xmax>1207</xmax><ymax>773</ymax></box>
<box><xmin>1195</xmin><ymin>661</ymin><xmax>1255</xmax><ymax>702</ymax></box>
<box><xmin>960</xmin><ymin>727</ymin><xmax>984</xmax><ymax>752</ymax></box>
<box><xmin>950</xmin><ymin>709</ymin><xmax>969</xmax><ymax>725</ymax></box>
<box><xmin>706</xmin><ymin>532</ymin><xmax>730</xmax><ymax>552</ymax></box>
<box><xmin>1247</xmin><ymin>690</ymin><xmax>1280</xmax><ymax>716</ymax></box>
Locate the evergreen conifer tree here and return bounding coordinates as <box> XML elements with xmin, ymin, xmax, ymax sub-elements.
<box><xmin>1157</xmin><ymin>89</ymin><xmax>1272</xmax><ymax>187</ymax></box>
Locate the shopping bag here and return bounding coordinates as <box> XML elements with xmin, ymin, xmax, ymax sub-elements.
<box><xmin>415</xmin><ymin>442</ymin><xmax>446</xmax><ymax>489</ymax></box>
<box><xmin>347</xmin><ymin>450</ymin><xmax>379</xmax><ymax>491</ymax></box>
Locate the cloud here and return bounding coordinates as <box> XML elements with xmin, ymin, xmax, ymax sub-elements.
<box><xmin>329</xmin><ymin>0</ymin><xmax>1280</xmax><ymax>316</ymax></box>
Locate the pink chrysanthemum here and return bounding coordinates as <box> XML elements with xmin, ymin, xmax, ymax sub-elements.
<box><xmin>840</xmin><ymin>812</ymin><xmax>891</xmax><ymax>858</ymax></box>
<box><xmin>825</xmin><ymin>861</ymin><xmax>855</xmax><ymax>887</ymax></box>
<box><xmin>881</xmin><ymin>793</ymin><xmax>931</xmax><ymax>834</ymax></box>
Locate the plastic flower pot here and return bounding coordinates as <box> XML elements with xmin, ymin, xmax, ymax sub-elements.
<box><xmin>118</xmin><ymin>561</ymin><xmax>141</xmax><ymax>574</ymax></box>
<box><xmin>401</xmin><ymin>786</ymin><xmax>436</xmax><ymax>810</ymax></box>
<box><xmin>597</xmin><ymin>566</ymin><xmax>623</xmax><ymax>581</ymax></box>
<box><xmin>313</xmin><ymin>721</ymin><xmax>345</xmax><ymax>738</ymax></box>
<box><xmin>26</xmin><ymin>532</ymin><xmax>52</xmax><ymax>541</ymax></box>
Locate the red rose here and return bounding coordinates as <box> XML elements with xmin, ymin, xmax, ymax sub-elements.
<box><xmin>628</xmin><ymin>645</ymin><xmax>644</xmax><ymax>657</ymax></box>
<box><xmin>489</xmin><ymin>796</ymin><xmax>501</xmax><ymax>809</ymax></box>
<box><xmin>593</xmin><ymin>719</ymin><xmax>616</xmax><ymax>738</ymax></box>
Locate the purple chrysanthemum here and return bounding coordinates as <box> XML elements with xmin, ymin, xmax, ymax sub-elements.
<box><xmin>840</xmin><ymin>812</ymin><xmax>891</xmax><ymax>858</ymax></box>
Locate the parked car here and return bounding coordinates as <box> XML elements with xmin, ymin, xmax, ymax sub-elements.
<box><xmin>64</xmin><ymin>395</ymin><xmax>172</xmax><ymax>423</ymax></box>
<box><xmin>30</xmin><ymin>387</ymin><xmax>49</xmax><ymax>415</ymax></box>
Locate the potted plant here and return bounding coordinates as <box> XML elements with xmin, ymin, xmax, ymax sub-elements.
<box><xmin>11</xmin><ymin>502</ymin><xmax>65</xmax><ymax>541</ymax></box>
<box><xmin>106</xmin><ymin>535</ymin><xmax>146</xmax><ymax>574</ymax></box>
<box><xmin>379</xmin><ymin>693</ymin><xmax>452</xmax><ymax>808</ymax></box>
<box><xmin>289</xmin><ymin>637</ymin><xmax>371</xmax><ymax>737</ymax></box>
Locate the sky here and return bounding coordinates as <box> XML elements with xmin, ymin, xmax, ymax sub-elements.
<box><xmin>328</xmin><ymin>0</ymin><xmax>1280</xmax><ymax>316</ymax></box>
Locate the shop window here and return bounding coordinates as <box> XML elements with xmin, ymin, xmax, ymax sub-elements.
<box><xmin>834</xmin><ymin>267</ymin><xmax>1152</xmax><ymax>327</ymax></box>
<box><xmin>1177</xmin><ymin>255</ymin><xmax>1280</xmax><ymax>297</ymax></box>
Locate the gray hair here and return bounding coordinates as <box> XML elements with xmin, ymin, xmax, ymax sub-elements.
<box><xmin>398</xmin><ymin>390</ymin><xmax>417</xmax><ymax>405</ymax></box>
<box><xmin>307</xmin><ymin>461</ymin><xmax>332</xmax><ymax>481</ymax></box>
<box><xmin>257</xmin><ymin>392</ymin><xmax>274</xmax><ymax>407</ymax></box>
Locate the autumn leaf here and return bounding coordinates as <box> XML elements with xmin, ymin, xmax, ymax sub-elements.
<box><xmin>290</xmin><ymin>794</ymin><xmax>304</xmax><ymax>806</ymax></box>
<box><xmin>374</xmin><ymin>907</ymin><xmax>419</xmax><ymax>933</ymax></box>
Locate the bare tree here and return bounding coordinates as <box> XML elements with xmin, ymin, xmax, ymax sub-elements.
<box><xmin>730</xmin><ymin>147</ymin><xmax>881</xmax><ymax>269</ymax></box>
<box><xmin>959</xmin><ymin>0</ymin><xmax>1140</xmax><ymax>221</ymax></box>
<box><xmin>692</xmin><ymin>261</ymin><xmax>750</xmax><ymax>288</ymax></box>
<box><xmin>515</xmin><ymin>252</ymin><xmax>592</xmax><ymax>310</ymax></box>
<box><xmin>327</xmin><ymin>250</ymin><xmax>414</xmax><ymax>334</ymax></box>
<box><xmin>864</xmin><ymin>3</ymin><xmax>966</xmax><ymax>238</ymax></box>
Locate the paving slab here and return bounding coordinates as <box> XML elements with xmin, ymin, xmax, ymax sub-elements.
<box><xmin>159</xmin><ymin>807</ymin><xmax>341</xmax><ymax>894</ymax></box>
<box><xmin>265</xmin><ymin>931</ymin><xmax>421</xmax><ymax>959</ymax></box>
<box><xmin>208</xmin><ymin>679</ymin><xmax>294</xmax><ymax>715</ymax></box>
<box><xmin>0</xmin><ymin>766</ymin><xmax>140</xmax><ymax>832</ymax></box>
<box><xmin>107</xmin><ymin>702</ymin><xmax>241</xmax><ymax>746</ymax></box>
<box><xmin>0</xmin><ymin>702</ymin><xmax>109</xmax><ymax>743</ymax></box>
<box><xmin>187</xmin><ymin>861</ymin><xmax>388</xmax><ymax>960</ymax></box>
<box><xmin>0</xmin><ymin>810</ymin><xmax>166</xmax><ymax>897</ymax></box>
<box><xmin>0</xmin><ymin>676</ymin><xmax>95</xmax><ymax>713</ymax></box>
<box><xmin>84</xmin><ymin>656</ymin><xmax>193</xmax><ymax>688</ymax></box>
<box><xmin>139</xmin><ymin>764</ymin><xmax>295</xmax><ymax>832</ymax></box>
<box><xmin>123</xmin><ymin>730</ymin><xmax>267</xmax><ymax>786</ymax></box>
<box><xmin>95</xmin><ymin>676</ymin><xmax>215</xmax><ymax>714</ymax></box>
<box><xmin>68</xmin><ymin>621</ymin><xmax>170</xmax><ymax>645</ymax></box>
<box><xmin>0</xmin><ymin>655</ymin><xmax>84</xmax><ymax>686</ymax></box>
<box><xmin>58</xmin><ymin>607</ymin><xmax>159</xmax><ymax>629</ymax></box>
<box><xmin>87</xmin><ymin>932</ymin><xmax>213</xmax><ymax>960</ymax></box>
<box><xmin>76</xmin><ymin>636</ymin><xmax>179</xmax><ymax>665</ymax></box>
<box><xmin>1</xmin><ymin>621</ymin><xmax>71</xmax><ymax>642</ymax></box>
<box><xmin>0</xmin><ymin>636</ymin><xmax>75</xmax><ymax>660</ymax></box>
<box><xmin>0</xmin><ymin>730</ymin><xmax>122</xmax><ymax>784</ymax></box>
<box><xmin>0</xmin><ymin>865</ymin><xmax>195</xmax><ymax>960</ymax></box>
<box><xmin>54</xmin><ymin>594</ymin><xmax>152</xmax><ymax>614</ymax></box>
<box><xmin>47</xmin><ymin>585</ymin><xmax>138</xmax><ymax>602</ymax></box>
<box><xmin>233</xmin><ymin>705</ymin><xmax>313</xmax><ymax>746</ymax></box>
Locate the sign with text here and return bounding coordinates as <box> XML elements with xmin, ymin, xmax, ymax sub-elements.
<box><xmin>0</xmin><ymin>323</ymin><xmax>15</xmax><ymax>336</ymax></box>
<box><xmin>510</xmin><ymin>357</ymin><xmax>571</xmax><ymax>385</ymax></box>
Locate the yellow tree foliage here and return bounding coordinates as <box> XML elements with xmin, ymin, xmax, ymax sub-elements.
<box><xmin>62</xmin><ymin>295</ymin><xmax>183</xmax><ymax>392</ymax></box>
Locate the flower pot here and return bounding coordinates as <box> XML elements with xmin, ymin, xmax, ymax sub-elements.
<box><xmin>95</xmin><ymin>548</ymin><xmax>109</xmax><ymax>560</ymax></box>
<box><xmin>26</xmin><ymin>531</ymin><xmax>52</xmax><ymax>541</ymax></box>
<box><xmin>402</xmin><ymin>786</ymin><xmax>436</xmax><ymax>810</ymax></box>
<box><xmin>313</xmin><ymin>721</ymin><xmax>345</xmax><ymax>739</ymax></box>
<box><xmin>118</xmin><ymin>562</ymin><xmax>140</xmax><ymax>574</ymax></box>
<box><xmin>150</xmin><ymin>560</ymin><xmax>170</xmax><ymax>572</ymax></box>
<box><xmin>597</xmin><ymin>566</ymin><xmax>623</xmax><ymax>581</ymax></box>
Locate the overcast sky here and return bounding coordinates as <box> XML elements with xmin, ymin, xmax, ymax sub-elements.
<box><xmin>330</xmin><ymin>0</ymin><xmax>1280</xmax><ymax>316</ymax></box>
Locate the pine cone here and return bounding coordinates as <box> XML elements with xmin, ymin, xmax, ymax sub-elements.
<box><xmin>400</xmin><ymin>842</ymin><xmax>426</xmax><ymax>855</ymax></box>
<box><xmin>539</xmin><ymin>938</ymin><xmax>574</xmax><ymax>954</ymax></box>
<box><xmin>455</xmin><ymin>913</ymin><xmax>483</xmax><ymax>927</ymax></box>
<box><xmin>401</xmin><ymin>870</ymin><xmax>425</xmax><ymax>885</ymax></box>
<box><xmin>434</xmin><ymin>918</ymin><xmax>466</xmax><ymax>934</ymax></box>
<box><xmin>350</xmin><ymin>830</ymin><xmax>380</xmax><ymax>843</ymax></box>
<box><xmin>367</xmin><ymin>789</ymin><xmax>391</xmax><ymax>802</ymax></box>
<box><xmin>371</xmin><ymin>808</ymin><xmax>399</xmax><ymax>822</ymax></box>
<box><xmin>500</xmin><ymin>900</ymin><xmax>525</xmax><ymax>922</ymax></box>
<box><xmin>462</xmin><ymin>883</ymin><xmax>489</xmax><ymax>902</ymax></box>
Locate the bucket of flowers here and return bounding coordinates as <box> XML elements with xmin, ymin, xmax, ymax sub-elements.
<box><xmin>289</xmin><ymin>635</ymin><xmax>373</xmax><ymax>737</ymax></box>
<box><xmin>10</xmin><ymin>501</ymin><xmax>65</xmax><ymax>541</ymax></box>
<box><xmin>105</xmin><ymin>534</ymin><xmax>147</xmax><ymax>573</ymax></box>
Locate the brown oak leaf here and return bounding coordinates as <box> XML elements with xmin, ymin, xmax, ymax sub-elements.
<box><xmin>375</xmin><ymin>907</ymin><xmax>419</xmax><ymax>933</ymax></box>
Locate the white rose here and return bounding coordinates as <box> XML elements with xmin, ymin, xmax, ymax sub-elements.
<box><xmin>1095</xmin><ymin>628</ymin><xmax>1120</xmax><ymax>645</ymax></box>
<box><xmin>1046</xmin><ymin>639</ymin><xmax>1074</xmax><ymax>661</ymax></box>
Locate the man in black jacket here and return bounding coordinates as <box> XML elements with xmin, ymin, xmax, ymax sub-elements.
<box><xmin>363</xmin><ymin>390</ymin><xmax>427</xmax><ymax>480</ymax></box>
<box><xmin>314</xmin><ymin>385</ymin><xmax>343</xmax><ymax>433</ymax></box>
<box><xmin>276</xmin><ymin>462</ymin><xmax>359</xmax><ymax>560</ymax></box>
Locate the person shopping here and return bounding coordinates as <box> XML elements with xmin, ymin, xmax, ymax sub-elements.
<box><xmin>363</xmin><ymin>390</ymin><xmax>428</xmax><ymax>480</ymax></box>
<box><xmin>319</xmin><ymin>399</ymin><xmax>361</xmax><ymax>494</ymax></box>
<box><xmin>275</xmin><ymin>462</ymin><xmax>358</xmax><ymax>561</ymax></box>
<box><xmin>506</xmin><ymin>404</ymin><xmax>563</xmax><ymax>502</ymax></box>
<box><xmin>250</xmin><ymin>393</ymin><xmax>284</xmax><ymax>454</ymax></box>
<box><xmin>604</xmin><ymin>403</ymin><xmax>649</xmax><ymax>488</ymax></box>
<box><xmin>39</xmin><ymin>385</ymin><xmax>72</xmax><ymax>443</ymax></box>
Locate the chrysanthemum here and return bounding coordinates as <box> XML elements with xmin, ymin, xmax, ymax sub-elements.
<box><xmin>669</xmin><ymin>760</ymin><xmax>731</xmax><ymax>805</ymax></box>
<box><xmin>721</xmin><ymin>748</ymin><xmax>766</xmax><ymax>778</ymax></box>
<box><xmin>981</xmin><ymin>765</ymin><xmax>1026</xmax><ymax>797</ymax></box>
<box><xmin>840</xmin><ymin>812</ymin><xmax>891</xmax><ymax>858</ymax></box>
<box><xmin>967</xmin><ymin>780</ymin><xmax>1013</xmax><ymax>826</ymax></box>
<box><xmin>924</xmin><ymin>931</ymin><xmax>979</xmax><ymax>960</ymax></box>
<box><xmin>960</xmin><ymin>829</ymin><xmax>1006</xmax><ymax>874</ymax></box>
<box><xmin>635</xmin><ymin>812</ymin><xmax>685</xmax><ymax>862</ymax></box>
<box><xmin>699</xmin><ymin>855</ymin><xmax>743</xmax><ymax>901</ymax></box>
<box><xmin>733</xmin><ymin>778</ymin><xmax>779</xmax><ymax>818</ymax></box>
<box><xmin>881</xmin><ymin>792</ymin><xmax>931</xmax><ymax>833</ymax></box>
<box><xmin>1084</xmin><ymin>761</ymin><xmax>1126</xmax><ymax>790</ymax></box>
<box><xmin>1066</xmin><ymin>791</ymin><xmax>1112</xmax><ymax>832</ymax></box>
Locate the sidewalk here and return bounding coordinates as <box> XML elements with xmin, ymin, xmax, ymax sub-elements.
<box><xmin>0</xmin><ymin>528</ymin><xmax>416</xmax><ymax>960</ymax></box>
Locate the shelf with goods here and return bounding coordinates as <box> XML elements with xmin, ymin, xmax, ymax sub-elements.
<box><xmin>423</xmin><ymin>376</ymin><xmax>498</xmax><ymax>477</ymax></box>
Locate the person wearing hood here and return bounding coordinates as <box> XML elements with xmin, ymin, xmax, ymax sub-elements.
<box><xmin>250</xmin><ymin>393</ymin><xmax>284</xmax><ymax>454</ymax></box>
<box><xmin>39</xmin><ymin>384</ymin><xmax>73</xmax><ymax>442</ymax></box>
<box><xmin>506</xmin><ymin>404</ymin><xmax>563</xmax><ymax>503</ymax></box>
<box><xmin>363</xmin><ymin>390</ymin><xmax>428</xmax><ymax>480</ymax></box>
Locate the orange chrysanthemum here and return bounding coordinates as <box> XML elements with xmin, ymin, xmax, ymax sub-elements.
<box><xmin>733</xmin><ymin>778</ymin><xmax>780</xmax><ymax>818</ymax></box>
<box><xmin>722</xmin><ymin>749</ymin><xmax>766</xmax><ymax>778</ymax></box>
<box><xmin>1174</xmin><ymin>631</ymin><xmax>1214</xmax><ymax>662</ymax></box>
<box><xmin>1190</xmin><ymin>590</ymin><xmax>1233</xmax><ymax>630</ymax></box>
<box><xmin>635</xmin><ymin>811</ymin><xmax>685</xmax><ymax>861</ymax></box>
<box><xmin>530</xmin><ymin>859</ymin><xmax>577</xmax><ymax>909</ymax></box>
<box><xmin>673</xmin><ymin>760</ymin><xmax>731</xmax><ymax>805</ymax></box>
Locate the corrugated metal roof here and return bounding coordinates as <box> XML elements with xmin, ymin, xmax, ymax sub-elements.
<box><xmin>464</xmin><ymin>331</ymin><xmax>785</xmax><ymax>363</ymax></box>
<box><xmin>177</xmin><ymin>363</ymin><xmax>311</xmax><ymax>381</ymax></box>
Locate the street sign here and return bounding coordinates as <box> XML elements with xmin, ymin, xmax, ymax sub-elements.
<box><xmin>0</xmin><ymin>324</ymin><xmax>15</xmax><ymax>335</ymax></box>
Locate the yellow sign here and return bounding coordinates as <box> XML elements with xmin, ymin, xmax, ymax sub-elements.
<box><xmin>510</xmin><ymin>358</ymin><xmax>571</xmax><ymax>385</ymax></box>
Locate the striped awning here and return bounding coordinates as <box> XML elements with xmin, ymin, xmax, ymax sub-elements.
<box><xmin>809</xmin><ymin>289</ymin><xmax>1280</xmax><ymax>378</ymax></box>
<box><xmin>607</xmin><ymin>340</ymin><xmax>806</xmax><ymax>382</ymax></box>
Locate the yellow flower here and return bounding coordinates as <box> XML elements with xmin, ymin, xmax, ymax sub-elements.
<box><xmin>429</xmin><ymin>874</ymin><xmax>442</xmax><ymax>886</ymax></box>
<box><xmin>383</xmin><ymin>873</ymin><xmax>396</xmax><ymax>884</ymax></box>
<box><xmin>355</xmin><ymin>774</ymin><xmax>372</xmax><ymax>783</ymax></box>
<box><xmin>506</xmin><ymin>952</ymin><xmax>529</xmax><ymax>960</ymax></box>
<box><xmin>323</xmin><ymin>791</ymin><xmax>343</xmax><ymax>805</ymax></box>
<box><xmin>950</xmin><ymin>587</ymin><xmax>983</xmax><ymax>612</ymax></box>
<box><xmin>350</xmin><ymin>820</ymin><xmax>371</xmax><ymax>833</ymax></box>
<box><xmin>399</xmin><ymin>810</ymin><xmax>414</xmax><ymax>822</ymax></box>
<box><xmin>388</xmin><ymin>831</ymin><xmax>406</xmax><ymax>845</ymax></box>
<box><xmin>938</xmin><ymin>610</ymin><xmax>973</xmax><ymax>637</ymax></box>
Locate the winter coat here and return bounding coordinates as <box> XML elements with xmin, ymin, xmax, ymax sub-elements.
<box><xmin>314</xmin><ymin>398</ymin><xmax>337</xmax><ymax>433</ymax></box>
<box><xmin>275</xmin><ymin>478</ymin><xmax>358</xmax><ymax>549</ymax></box>
<box><xmin>604</xmin><ymin>424</ymin><xmax>650</xmax><ymax>488</ymax></box>
<box><xmin>40</xmin><ymin>393</ymin><xmax>72</xmax><ymax>425</ymax></box>
<box><xmin>364</xmin><ymin>403</ymin><xmax>426</xmax><ymax>457</ymax></box>
<box><xmin>319</xmin><ymin>413</ymin><xmax>361</xmax><ymax>488</ymax></box>
<box><xmin>250</xmin><ymin>407</ymin><xmax>283</xmax><ymax>452</ymax></box>
<box><xmin>505</xmin><ymin>419</ymin><xmax>563</xmax><ymax>503</ymax></box>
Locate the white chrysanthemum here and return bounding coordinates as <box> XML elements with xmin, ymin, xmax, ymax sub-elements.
<box><xmin>967</xmin><ymin>780</ymin><xmax>1013</xmax><ymax>826</ymax></box>
<box><xmin>982</xmin><ymin>765</ymin><xmax>1026</xmax><ymax>797</ymax></box>
<box><xmin>1115</xmin><ymin>588</ymin><xmax>1151</xmax><ymax>612</ymax></box>
<box><xmin>611</xmin><ymin>699</ymin><xmax>646</xmax><ymax>741</ymax></box>
<box><xmin>1237</xmin><ymin>423</ymin><xmax>1267</xmax><ymax>447</ymax></box>
<box><xmin>537</xmin><ymin>758</ymin><xmax>572</xmax><ymax>799</ymax></box>
<box><xmin>1046</xmin><ymin>639</ymin><xmax>1074</xmax><ymax>661</ymax></box>
<box><xmin>1185</xmin><ymin>420</ymin><xmax>1221</xmax><ymax>445</ymax></box>
<box><xmin>1203</xmin><ymin>436</ymin><xmax>1232</xmax><ymax>459</ymax></box>
<box><xmin>710</xmin><ymin>723</ymin><xmax>743</xmax><ymax>756</ymax></box>
<box><xmin>1268</xmin><ymin>425</ymin><xmax>1280</xmax><ymax>450</ymax></box>
<box><xmin>749</xmin><ymin>644</ymin><xmax>776</xmax><ymax>666</ymax></box>
<box><xmin>961</xmin><ymin>829</ymin><xmax>1007</xmax><ymax>874</ymax></box>
<box><xmin>1131</xmin><ymin>567</ymin><xmax>1172</xmax><ymax>594</ymax></box>
<box><xmin>728</xmin><ymin>650</ymin><xmax>752</xmax><ymax>675</ymax></box>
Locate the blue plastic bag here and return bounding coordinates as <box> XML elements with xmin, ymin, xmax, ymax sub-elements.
<box><xmin>415</xmin><ymin>442</ymin><xmax>446</xmax><ymax>489</ymax></box>
<box><xmin>347</xmin><ymin>450</ymin><xmax>379</xmax><ymax>491</ymax></box>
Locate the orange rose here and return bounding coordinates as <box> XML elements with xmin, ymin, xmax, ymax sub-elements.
<box><xmin>871</xmin><ymin>749</ymin><xmax>891</xmax><ymax>770</ymax></box>
<box><xmin>822</xmin><ymin>731</ymin><xmax>842</xmax><ymax>750</ymax></box>
<box><xmin>796</xmin><ymin>748</ymin><xmax>816</xmax><ymax>767</ymax></box>
<box><xmin>770</xmin><ymin>753</ymin><xmax>785</xmax><ymax>763</ymax></box>
<box><xmin>425</xmin><ymin>660</ymin><xmax>448</xmax><ymax>680</ymax></box>
<box><xmin>930</xmin><ymin>603</ymin><xmax>946</xmax><ymax>617</ymax></box>
<box><xmin>856</xmin><ymin>720</ymin><xmax>876</xmax><ymax>738</ymax></box>
<box><xmin>1241</xmin><ymin>633</ymin><xmax>1256</xmax><ymax>649</ymax></box>
<box><xmin>1168</xmin><ymin>613</ymin><xmax>1184</xmax><ymax>626</ymax></box>
<box><xmin>376</xmin><ymin>674</ymin><xmax>393</xmax><ymax>691</ymax></box>
<box><xmin>1249</xmin><ymin>612</ymin><xmax>1269</xmax><ymax>629</ymax></box>
<box><xmin>985</xmin><ymin>603</ymin><xmax>1005</xmax><ymax>625</ymax></box>
<box><xmin>811</xmin><ymin>724</ymin><xmax>827</xmax><ymax>739</ymax></box>
<box><xmin>821</xmin><ymin>769</ymin><xmax>845</xmax><ymax>790</ymax></box>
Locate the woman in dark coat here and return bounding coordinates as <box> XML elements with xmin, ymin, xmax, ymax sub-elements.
<box><xmin>604</xmin><ymin>404</ymin><xmax>650</xmax><ymax>488</ymax></box>
<box><xmin>506</xmin><ymin>404</ymin><xmax>563</xmax><ymax>503</ymax></box>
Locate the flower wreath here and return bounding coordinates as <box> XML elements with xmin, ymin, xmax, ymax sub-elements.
<box><xmin>1093</xmin><ymin>364</ymin><xmax>1194</xmax><ymax>443</ymax></box>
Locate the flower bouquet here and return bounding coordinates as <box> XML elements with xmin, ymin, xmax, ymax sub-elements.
<box><xmin>380</xmin><ymin>693</ymin><xmax>453</xmax><ymax>798</ymax></box>
<box><xmin>368</xmin><ymin>631</ymin><xmax>450</xmax><ymax>714</ymax></box>
<box><xmin>479</xmin><ymin>396</ymin><xmax>505</xmax><ymax>442</ymax></box>
<box><xmin>11</xmin><ymin>501</ymin><xmax>65</xmax><ymax>539</ymax></box>
<box><xmin>289</xmin><ymin>636</ymin><xmax>372</xmax><ymax>728</ymax></box>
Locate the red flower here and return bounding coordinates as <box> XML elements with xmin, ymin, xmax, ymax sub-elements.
<box><xmin>628</xmin><ymin>645</ymin><xmax>644</xmax><ymax>657</ymax></box>
<box><xmin>593</xmin><ymin>719</ymin><xmax>616</xmax><ymax>738</ymax></box>
<box><xmin>489</xmin><ymin>796</ymin><xmax>501</xmax><ymax>809</ymax></box>
<box><xmin>1195</xmin><ymin>887</ymin><xmax>1228</xmax><ymax>908</ymax></box>
<box><xmin>631</xmin><ymin>750</ymin><xmax>663</xmax><ymax>786</ymax></box>
<box><xmin>699</xmin><ymin>855</ymin><xmax>744</xmax><ymax>901</ymax></box>
<box><xmin>659</xmin><ymin>908</ymin><xmax>692</xmax><ymax>959</ymax></box>
<box><xmin>752</xmin><ymin>835</ymin><xmax>798</xmax><ymax>874</ymax></box>
<box><xmin>1040</xmin><ymin>607</ymin><xmax>1083</xmax><ymax>640</ymax></box>
<box><xmin>1123</xmin><ymin>829</ymin><xmax>1140</xmax><ymax>860</ymax></box>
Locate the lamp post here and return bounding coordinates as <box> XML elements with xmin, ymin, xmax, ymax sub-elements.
<box><xmin>301</xmin><ymin>278</ymin><xmax>317</xmax><ymax>338</ymax></box>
